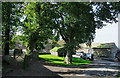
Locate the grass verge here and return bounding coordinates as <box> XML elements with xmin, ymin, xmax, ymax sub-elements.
<box><xmin>38</xmin><ymin>54</ymin><xmax>92</xmax><ymax>65</ymax></box>
<box><xmin>119</xmin><ymin>72</ymin><xmax>120</xmax><ymax>78</ymax></box>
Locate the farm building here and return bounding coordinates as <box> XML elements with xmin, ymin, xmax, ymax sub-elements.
<box><xmin>76</xmin><ymin>42</ymin><xmax>118</xmax><ymax>59</ymax></box>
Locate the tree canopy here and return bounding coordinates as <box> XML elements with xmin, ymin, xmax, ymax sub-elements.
<box><xmin>2</xmin><ymin>2</ymin><xmax>23</xmax><ymax>55</ymax></box>
<box><xmin>2</xmin><ymin>2</ymin><xmax>120</xmax><ymax>63</ymax></box>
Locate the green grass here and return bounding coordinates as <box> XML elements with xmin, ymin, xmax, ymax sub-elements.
<box><xmin>38</xmin><ymin>54</ymin><xmax>92</xmax><ymax>65</ymax></box>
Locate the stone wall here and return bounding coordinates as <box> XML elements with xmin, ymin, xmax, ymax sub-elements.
<box><xmin>76</xmin><ymin>48</ymin><xmax>89</xmax><ymax>53</ymax></box>
<box><xmin>93</xmin><ymin>48</ymin><xmax>112</xmax><ymax>58</ymax></box>
<box><xmin>45</xmin><ymin>43</ymin><xmax>52</xmax><ymax>52</ymax></box>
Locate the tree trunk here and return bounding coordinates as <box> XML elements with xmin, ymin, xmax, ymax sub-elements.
<box><xmin>29</xmin><ymin>44</ymin><xmax>34</xmax><ymax>53</ymax></box>
<box><xmin>64</xmin><ymin>50</ymin><xmax>72</xmax><ymax>64</ymax></box>
<box><xmin>4</xmin><ymin>25</ymin><xmax>10</xmax><ymax>55</ymax></box>
<box><xmin>4</xmin><ymin>4</ymin><xmax>11</xmax><ymax>55</ymax></box>
<box><xmin>29</xmin><ymin>40</ymin><xmax>37</xmax><ymax>53</ymax></box>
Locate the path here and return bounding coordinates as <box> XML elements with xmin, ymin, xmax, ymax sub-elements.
<box><xmin>43</xmin><ymin>55</ymin><xmax>120</xmax><ymax>77</ymax></box>
<box><xmin>2</xmin><ymin>55</ymin><xmax>120</xmax><ymax>78</ymax></box>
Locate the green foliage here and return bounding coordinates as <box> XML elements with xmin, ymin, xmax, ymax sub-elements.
<box><xmin>25</xmin><ymin>50</ymin><xmax>31</xmax><ymax>55</ymax></box>
<box><xmin>51</xmin><ymin>40</ymin><xmax>59</xmax><ymax>47</ymax></box>
<box><xmin>35</xmin><ymin>42</ymin><xmax>45</xmax><ymax>50</ymax></box>
<box><xmin>57</xmin><ymin>40</ymin><xmax>65</xmax><ymax>46</ymax></box>
<box><xmin>20</xmin><ymin>2</ymin><xmax>54</xmax><ymax>51</ymax></box>
<box><xmin>19</xmin><ymin>2</ymin><xmax>119</xmax><ymax>63</ymax></box>
<box><xmin>3</xmin><ymin>2</ymin><xmax>119</xmax><ymax>61</ymax></box>
<box><xmin>39</xmin><ymin>55</ymin><xmax>92</xmax><ymax>65</ymax></box>
<box><xmin>57</xmin><ymin>48</ymin><xmax>66</xmax><ymax>57</ymax></box>
<box><xmin>51</xmin><ymin>3</ymin><xmax>96</xmax><ymax>51</ymax></box>
<box><xmin>2</xmin><ymin>2</ymin><xmax>23</xmax><ymax>54</ymax></box>
<box><xmin>91</xmin><ymin>2</ymin><xmax>119</xmax><ymax>26</ymax></box>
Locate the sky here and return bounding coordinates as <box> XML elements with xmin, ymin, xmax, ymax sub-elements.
<box><xmin>93</xmin><ymin>22</ymin><xmax>118</xmax><ymax>47</ymax></box>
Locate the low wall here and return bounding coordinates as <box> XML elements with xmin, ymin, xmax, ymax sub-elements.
<box><xmin>93</xmin><ymin>48</ymin><xmax>112</xmax><ymax>58</ymax></box>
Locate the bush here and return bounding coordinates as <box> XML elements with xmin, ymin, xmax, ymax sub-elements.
<box><xmin>57</xmin><ymin>48</ymin><xmax>66</xmax><ymax>57</ymax></box>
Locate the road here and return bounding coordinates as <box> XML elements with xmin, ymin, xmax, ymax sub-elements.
<box><xmin>43</xmin><ymin>55</ymin><xmax>120</xmax><ymax>77</ymax></box>
<box><xmin>2</xmin><ymin>55</ymin><xmax>120</xmax><ymax>78</ymax></box>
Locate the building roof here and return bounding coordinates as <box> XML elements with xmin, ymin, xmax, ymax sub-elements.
<box><xmin>80</xmin><ymin>42</ymin><xmax>118</xmax><ymax>49</ymax></box>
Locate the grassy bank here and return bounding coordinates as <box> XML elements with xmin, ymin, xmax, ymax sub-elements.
<box><xmin>39</xmin><ymin>54</ymin><xmax>92</xmax><ymax>65</ymax></box>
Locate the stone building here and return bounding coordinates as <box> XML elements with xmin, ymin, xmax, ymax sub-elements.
<box><xmin>40</xmin><ymin>43</ymin><xmax>53</xmax><ymax>53</ymax></box>
<box><xmin>15</xmin><ymin>41</ymin><xmax>27</xmax><ymax>53</ymax></box>
<box><xmin>92</xmin><ymin>43</ymin><xmax>118</xmax><ymax>58</ymax></box>
<box><xmin>76</xmin><ymin>42</ymin><xmax>118</xmax><ymax>58</ymax></box>
<box><xmin>39</xmin><ymin>39</ymin><xmax>53</xmax><ymax>53</ymax></box>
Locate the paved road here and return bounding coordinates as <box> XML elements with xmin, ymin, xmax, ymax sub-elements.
<box><xmin>43</xmin><ymin>55</ymin><xmax>120</xmax><ymax>77</ymax></box>
<box><xmin>2</xmin><ymin>55</ymin><xmax>120</xmax><ymax>78</ymax></box>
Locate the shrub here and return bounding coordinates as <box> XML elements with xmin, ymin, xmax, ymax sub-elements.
<box><xmin>57</xmin><ymin>48</ymin><xmax>66</xmax><ymax>57</ymax></box>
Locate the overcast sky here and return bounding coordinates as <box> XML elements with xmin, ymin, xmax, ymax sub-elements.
<box><xmin>93</xmin><ymin>22</ymin><xmax>118</xmax><ymax>47</ymax></box>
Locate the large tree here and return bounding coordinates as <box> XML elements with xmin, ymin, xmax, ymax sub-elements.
<box><xmin>19</xmin><ymin>2</ymin><xmax>120</xmax><ymax>64</ymax></box>
<box><xmin>51</xmin><ymin>2</ymin><xmax>120</xmax><ymax>64</ymax></box>
<box><xmin>2</xmin><ymin>2</ymin><xmax>23</xmax><ymax>55</ymax></box>
<box><xmin>20</xmin><ymin>2</ymin><xmax>55</xmax><ymax>53</ymax></box>
<box><xmin>50</xmin><ymin>2</ymin><xmax>96</xmax><ymax>64</ymax></box>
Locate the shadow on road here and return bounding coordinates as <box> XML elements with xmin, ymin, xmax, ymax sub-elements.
<box><xmin>43</xmin><ymin>61</ymin><xmax>120</xmax><ymax>70</ymax></box>
<box><xmin>2</xmin><ymin>59</ymin><xmax>63</xmax><ymax>78</ymax></box>
<box><xmin>53</xmin><ymin>70</ymin><xmax>119</xmax><ymax>77</ymax></box>
<box><xmin>42</xmin><ymin>59</ymin><xmax>119</xmax><ymax>77</ymax></box>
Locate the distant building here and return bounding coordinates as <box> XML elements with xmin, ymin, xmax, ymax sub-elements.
<box><xmin>40</xmin><ymin>43</ymin><xmax>53</xmax><ymax>53</ymax></box>
<box><xmin>76</xmin><ymin>42</ymin><xmax>118</xmax><ymax>58</ymax></box>
<box><xmin>39</xmin><ymin>39</ymin><xmax>53</xmax><ymax>53</ymax></box>
<box><xmin>14</xmin><ymin>41</ymin><xmax>27</xmax><ymax>53</ymax></box>
<box><xmin>40</xmin><ymin>40</ymin><xmax>65</xmax><ymax>53</ymax></box>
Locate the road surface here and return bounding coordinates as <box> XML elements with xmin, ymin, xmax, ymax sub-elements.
<box><xmin>2</xmin><ymin>55</ymin><xmax>120</xmax><ymax>78</ymax></box>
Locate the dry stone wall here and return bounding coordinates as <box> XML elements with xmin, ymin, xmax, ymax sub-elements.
<box><xmin>93</xmin><ymin>48</ymin><xmax>112</xmax><ymax>58</ymax></box>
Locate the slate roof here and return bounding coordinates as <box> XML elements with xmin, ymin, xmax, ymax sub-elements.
<box><xmin>80</xmin><ymin>42</ymin><xmax>118</xmax><ymax>49</ymax></box>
